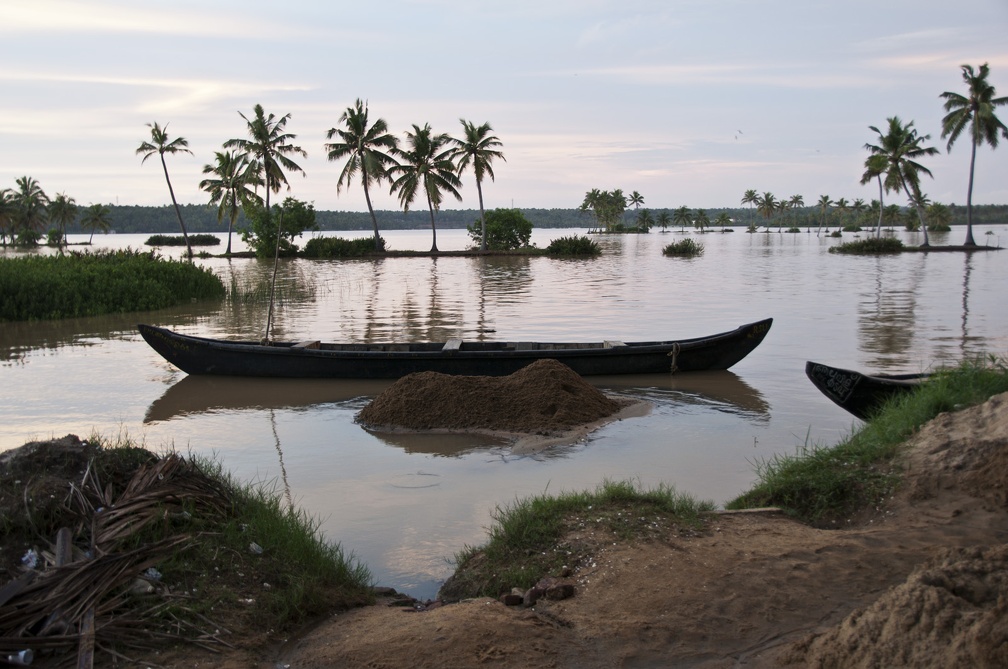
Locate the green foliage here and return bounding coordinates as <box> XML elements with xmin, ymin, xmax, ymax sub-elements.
<box><xmin>45</xmin><ymin>229</ymin><xmax>63</xmax><ymax>246</ymax></box>
<box><xmin>466</xmin><ymin>208</ymin><xmax>533</xmax><ymax>250</ymax></box>
<box><xmin>841</xmin><ymin>224</ymin><xmax>862</xmax><ymax>232</ymax></box>
<box><xmin>662</xmin><ymin>238</ymin><xmax>704</xmax><ymax>257</ymax></box>
<box><xmin>0</xmin><ymin>249</ymin><xmax>225</xmax><ymax>321</ymax></box>
<box><xmin>302</xmin><ymin>235</ymin><xmax>385</xmax><ymax>258</ymax></box>
<box><xmin>727</xmin><ymin>358</ymin><xmax>1008</xmax><ymax>524</ymax></box>
<box><xmin>829</xmin><ymin>237</ymin><xmax>904</xmax><ymax>255</ymax></box>
<box><xmin>145</xmin><ymin>233</ymin><xmax>221</xmax><ymax>247</ymax></box>
<box><xmin>441</xmin><ymin>480</ymin><xmax>713</xmax><ymax>600</ymax></box>
<box><xmin>545</xmin><ymin>235</ymin><xmax>601</xmax><ymax>256</ymax></box>
<box><xmin>240</xmin><ymin>197</ymin><xmax>318</xmax><ymax>259</ymax></box>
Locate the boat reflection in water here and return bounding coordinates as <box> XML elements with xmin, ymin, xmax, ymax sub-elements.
<box><xmin>589</xmin><ymin>371</ymin><xmax>770</xmax><ymax>421</ymax></box>
<box><xmin>143</xmin><ymin>376</ymin><xmax>394</xmax><ymax>423</ymax></box>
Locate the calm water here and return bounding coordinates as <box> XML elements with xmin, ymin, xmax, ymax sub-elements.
<box><xmin>2</xmin><ymin>225</ymin><xmax>1006</xmax><ymax>599</ymax></box>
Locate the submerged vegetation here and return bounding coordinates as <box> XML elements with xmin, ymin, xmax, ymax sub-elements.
<box><xmin>829</xmin><ymin>237</ymin><xmax>905</xmax><ymax>254</ymax></box>
<box><xmin>726</xmin><ymin>357</ymin><xmax>1008</xmax><ymax>524</ymax></box>
<box><xmin>545</xmin><ymin>235</ymin><xmax>600</xmax><ymax>256</ymax></box>
<box><xmin>145</xmin><ymin>233</ymin><xmax>221</xmax><ymax>247</ymax></box>
<box><xmin>440</xmin><ymin>479</ymin><xmax>714</xmax><ymax>601</ymax></box>
<box><xmin>0</xmin><ymin>249</ymin><xmax>225</xmax><ymax>321</ymax></box>
<box><xmin>662</xmin><ymin>238</ymin><xmax>705</xmax><ymax>257</ymax></box>
<box><xmin>303</xmin><ymin>234</ymin><xmax>385</xmax><ymax>258</ymax></box>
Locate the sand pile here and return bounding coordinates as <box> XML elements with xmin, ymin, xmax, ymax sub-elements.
<box><xmin>356</xmin><ymin>358</ymin><xmax>634</xmax><ymax>435</ymax></box>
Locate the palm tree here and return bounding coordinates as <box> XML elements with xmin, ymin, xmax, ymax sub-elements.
<box><xmin>927</xmin><ymin>202</ymin><xmax>953</xmax><ymax>230</ymax></box>
<box><xmin>200</xmin><ymin>150</ymin><xmax>263</xmax><ymax>255</ymax></box>
<box><xmin>940</xmin><ymin>63</ymin><xmax>1008</xmax><ymax>246</ymax></box>
<box><xmin>580</xmin><ymin>189</ymin><xmax>603</xmax><ymax>230</ymax></box>
<box><xmin>388</xmin><ymin>123</ymin><xmax>462</xmax><ymax>253</ymax></box>
<box><xmin>816</xmin><ymin>195</ymin><xmax>832</xmax><ymax>236</ymax></box>
<box><xmin>834</xmin><ymin>197</ymin><xmax>849</xmax><ymax>229</ymax></box>
<box><xmin>852</xmin><ymin>198</ymin><xmax>866</xmax><ymax>229</ymax></box>
<box><xmin>13</xmin><ymin>176</ymin><xmax>49</xmax><ymax>245</ymax></box>
<box><xmin>450</xmin><ymin>119</ymin><xmax>506</xmax><ymax>251</ymax></box>
<box><xmin>0</xmin><ymin>188</ymin><xmax>13</xmax><ymax>247</ymax></box>
<box><xmin>324</xmin><ymin>99</ymin><xmax>400</xmax><ymax>250</ymax></box>
<box><xmin>673</xmin><ymin>205</ymin><xmax>692</xmax><ymax>232</ymax></box>
<box><xmin>225</xmin><ymin>104</ymin><xmax>307</xmax><ymax>237</ymax></box>
<box><xmin>656</xmin><ymin>211</ymin><xmax>671</xmax><ymax>232</ymax></box>
<box><xmin>788</xmin><ymin>194</ymin><xmax>804</xmax><ymax>230</ymax></box>
<box><xmin>775</xmin><ymin>199</ymin><xmax>789</xmax><ymax>232</ymax></box>
<box><xmin>636</xmin><ymin>208</ymin><xmax>654</xmax><ymax>232</ymax></box>
<box><xmin>756</xmin><ymin>192</ymin><xmax>776</xmax><ymax>230</ymax></box>
<box><xmin>865</xmin><ymin>116</ymin><xmax>939</xmax><ymax>246</ymax></box>
<box><xmin>48</xmin><ymin>192</ymin><xmax>77</xmax><ymax>252</ymax></box>
<box><xmin>694</xmin><ymin>209</ymin><xmax>710</xmax><ymax>233</ymax></box>
<box><xmin>629</xmin><ymin>190</ymin><xmax>644</xmax><ymax>210</ymax></box>
<box><xmin>136</xmin><ymin>122</ymin><xmax>194</xmax><ymax>258</ymax></box>
<box><xmin>714</xmin><ymin>212</ymin><xmax>732</xmax><ymax>230</ymax></box>
<box><xmin>860</xmin><ymin>154</ymin><xmax>887</xmax><ymax>237</ymax></box>
<box><xmin>80</xmin><ymin>203</ymin><xmax>111</xmax><ymax>244</ymax></box>
<box><xmin>741</xmin><ymin>189</ymin><xmax>758</xmax><ymax>230</ymax></box>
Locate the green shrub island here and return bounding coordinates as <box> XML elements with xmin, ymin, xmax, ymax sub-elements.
<box><xmin>467</xmin><ymin>208</ymin><xmax>533</xmax><ymax>251</ymax></box>
<box><xmin>662</xmin><ymin>238</ymin><xmax>705</xmax><ymax>257</ymax></box>
<box><xmin>240</xmin><ymin>197</ymin><xmax>318</xmax><ymax>259</ymax></box>
<box><xmin>303</xmin><ymin>235</ymin><xmax>385</xmax><ymax>258</ymax></box>
<box><xmin>0</xmin><ymin>249</ymin><xmax>225</xmax><ymax>321</ymax></box>
<box><xmin>829</xmin><ymin>237</ymin><xmax>905</xmax><ymax>254</ymax></box>
<box><xmin>145</xmin><ymin>233</ymin><xmax>221</xmax><ymax>247</ymax></box>
<box><xmin>545</xmin><ymin>235</ymin><xmax>601</xmax><ymax>256</ymax></box>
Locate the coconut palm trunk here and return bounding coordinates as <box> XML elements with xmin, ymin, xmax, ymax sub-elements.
<box><xmin>160</xmin><ymin>153</ymin><xmax>193</xmax><ymax>258</ymax></box>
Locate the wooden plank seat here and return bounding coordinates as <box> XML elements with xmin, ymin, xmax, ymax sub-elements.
<box><xmin>292</xmin><ymin>340</ymin><xmax>321</xmax><ymax>350</ymax></box>
<box><xmin>443</xmin><ymin>338</ymin><xmax>463</xmax><ymax>351</ymax></box>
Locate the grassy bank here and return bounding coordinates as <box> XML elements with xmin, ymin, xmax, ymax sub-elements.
<box><xmin>0</xmin><ymin>249</ymin><xmax>225</xmax><ymax>321</ymax></box>
<box><xmin>727</xmin><ymin>357</ymin><xmax>1008</xmax><ymax>523</ymax></box>
<box><xmin>439</xmin><ymin>480</ymin><xmax>714</xmax><ymax>601</ymax></box>
<box><xmin>0</xmin><ymin>434</ymin><xmax>371</xmax><ymax>661</ymax></box>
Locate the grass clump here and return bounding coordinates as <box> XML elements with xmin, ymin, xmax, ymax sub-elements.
<box><xmin>440</xmin><ymin>479</ymin><xmax>714</xmax><ymax>600</ymax></box>
<box><xmin>545</xmin><ymin>235</ymin><xmax>601</xmax><ymax>257</ymax></box>
<box><xmin>662</xmin><ymin>238</ymin><xmax>704</xmax><ymax>257</ymax></box>
<box><xmin>726</xmin><ymin>357</ymin><xmax>1008</xmax><ymax>525</ymax></box>
<box><xmin>187</xmin><ymin>454</ymin><xmax>373</xmax><ymax>625</ymax></box>
<box><xmin>302</xmin><ymin>235</ymin><xmax>384</xmax><ymax>258</ymax></box>
<box><xmin>0</xmin><ymin>249</ymin><xmax>225</xmax><ymax>321</ymax></box>
<box><xmin>829</xmin><ymin>237</ymin><xmax>905</xmax><ymax>254</ymax></box>
<box><xmin>145</xmin><ymin>234</ymin><xmax>221</xmax><ymax>247</ymax></box>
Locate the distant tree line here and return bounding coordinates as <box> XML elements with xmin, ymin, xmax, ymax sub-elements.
<box><xmin>52</xmin><ymin>202</ymin><xmax>1008</xmax><ymax>236</ymax></box>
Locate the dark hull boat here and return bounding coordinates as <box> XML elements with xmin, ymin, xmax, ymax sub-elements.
<box><xmin>138</xmin><ymin>318</ymin><xmax>772</xmax><ymax>380</ymax></box>
<box><xmin>805</xmin><ymin>361</ymin><xmax>929</xmax><ymax>420</ymax></box>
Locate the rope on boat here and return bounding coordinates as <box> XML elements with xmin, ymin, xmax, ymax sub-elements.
<box><xmin>668</xmin><ymin>342</ymin><xmax>680</xmax><ymax>375</ymax></box>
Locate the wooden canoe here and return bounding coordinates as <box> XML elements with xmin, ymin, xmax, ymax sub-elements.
<box><xmin>137</xmin><ymin>318</ymin><xmax>773</xmax><ymax>379</ymax></box>
<box><xmin>805</xmin><ymin>361</ymin><xmax>928</xmax><ymax>420</ymax></box>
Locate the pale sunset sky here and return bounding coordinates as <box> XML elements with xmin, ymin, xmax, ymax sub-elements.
<box><xmin>1</xmin><ymin>0</ymin><xmax>1006</xmax><ymax>212</ymax></box>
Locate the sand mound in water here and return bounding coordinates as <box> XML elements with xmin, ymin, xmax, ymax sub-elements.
<box><xmin>356</xmin><ymin>358</ymin><xmax>634</xmax><ymax>434</ymax></box>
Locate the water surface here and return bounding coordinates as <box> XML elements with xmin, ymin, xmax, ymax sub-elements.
<box><xmin>2</xmin><ymin>225</ymin><xmax>1005</xmax><ymax>598</ymax></box>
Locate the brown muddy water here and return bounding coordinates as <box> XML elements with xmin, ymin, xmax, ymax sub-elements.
<box><xmin>2</xmin><ymin>225</ymin><xmax>1006</xmax><ymax>598</ymax></box>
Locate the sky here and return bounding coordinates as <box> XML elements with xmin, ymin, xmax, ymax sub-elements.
<box><xmin>2</xmin><ymin>0</ymin><xmax>1007</xmax><ymax>213</ymax></box>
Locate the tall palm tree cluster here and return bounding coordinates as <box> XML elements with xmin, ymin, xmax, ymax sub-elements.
<box><xmin>137</xmin><ymin>100</ymin><xmax>505</xmax><ymax>257</ymax></box>
<box><xmin>0</xmin><ymin>177</ymin><xmax>112</xmax><ymax>251</ymax></box>
<box><xmin>741</xmin><ymin>63</ymin><xmax>1006</xmax><ymax>245</ymax></box>
<box><xmin>579</xmin><ymin>189</ymin><xmax>628</xmax><ymax>231</ymax></box>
